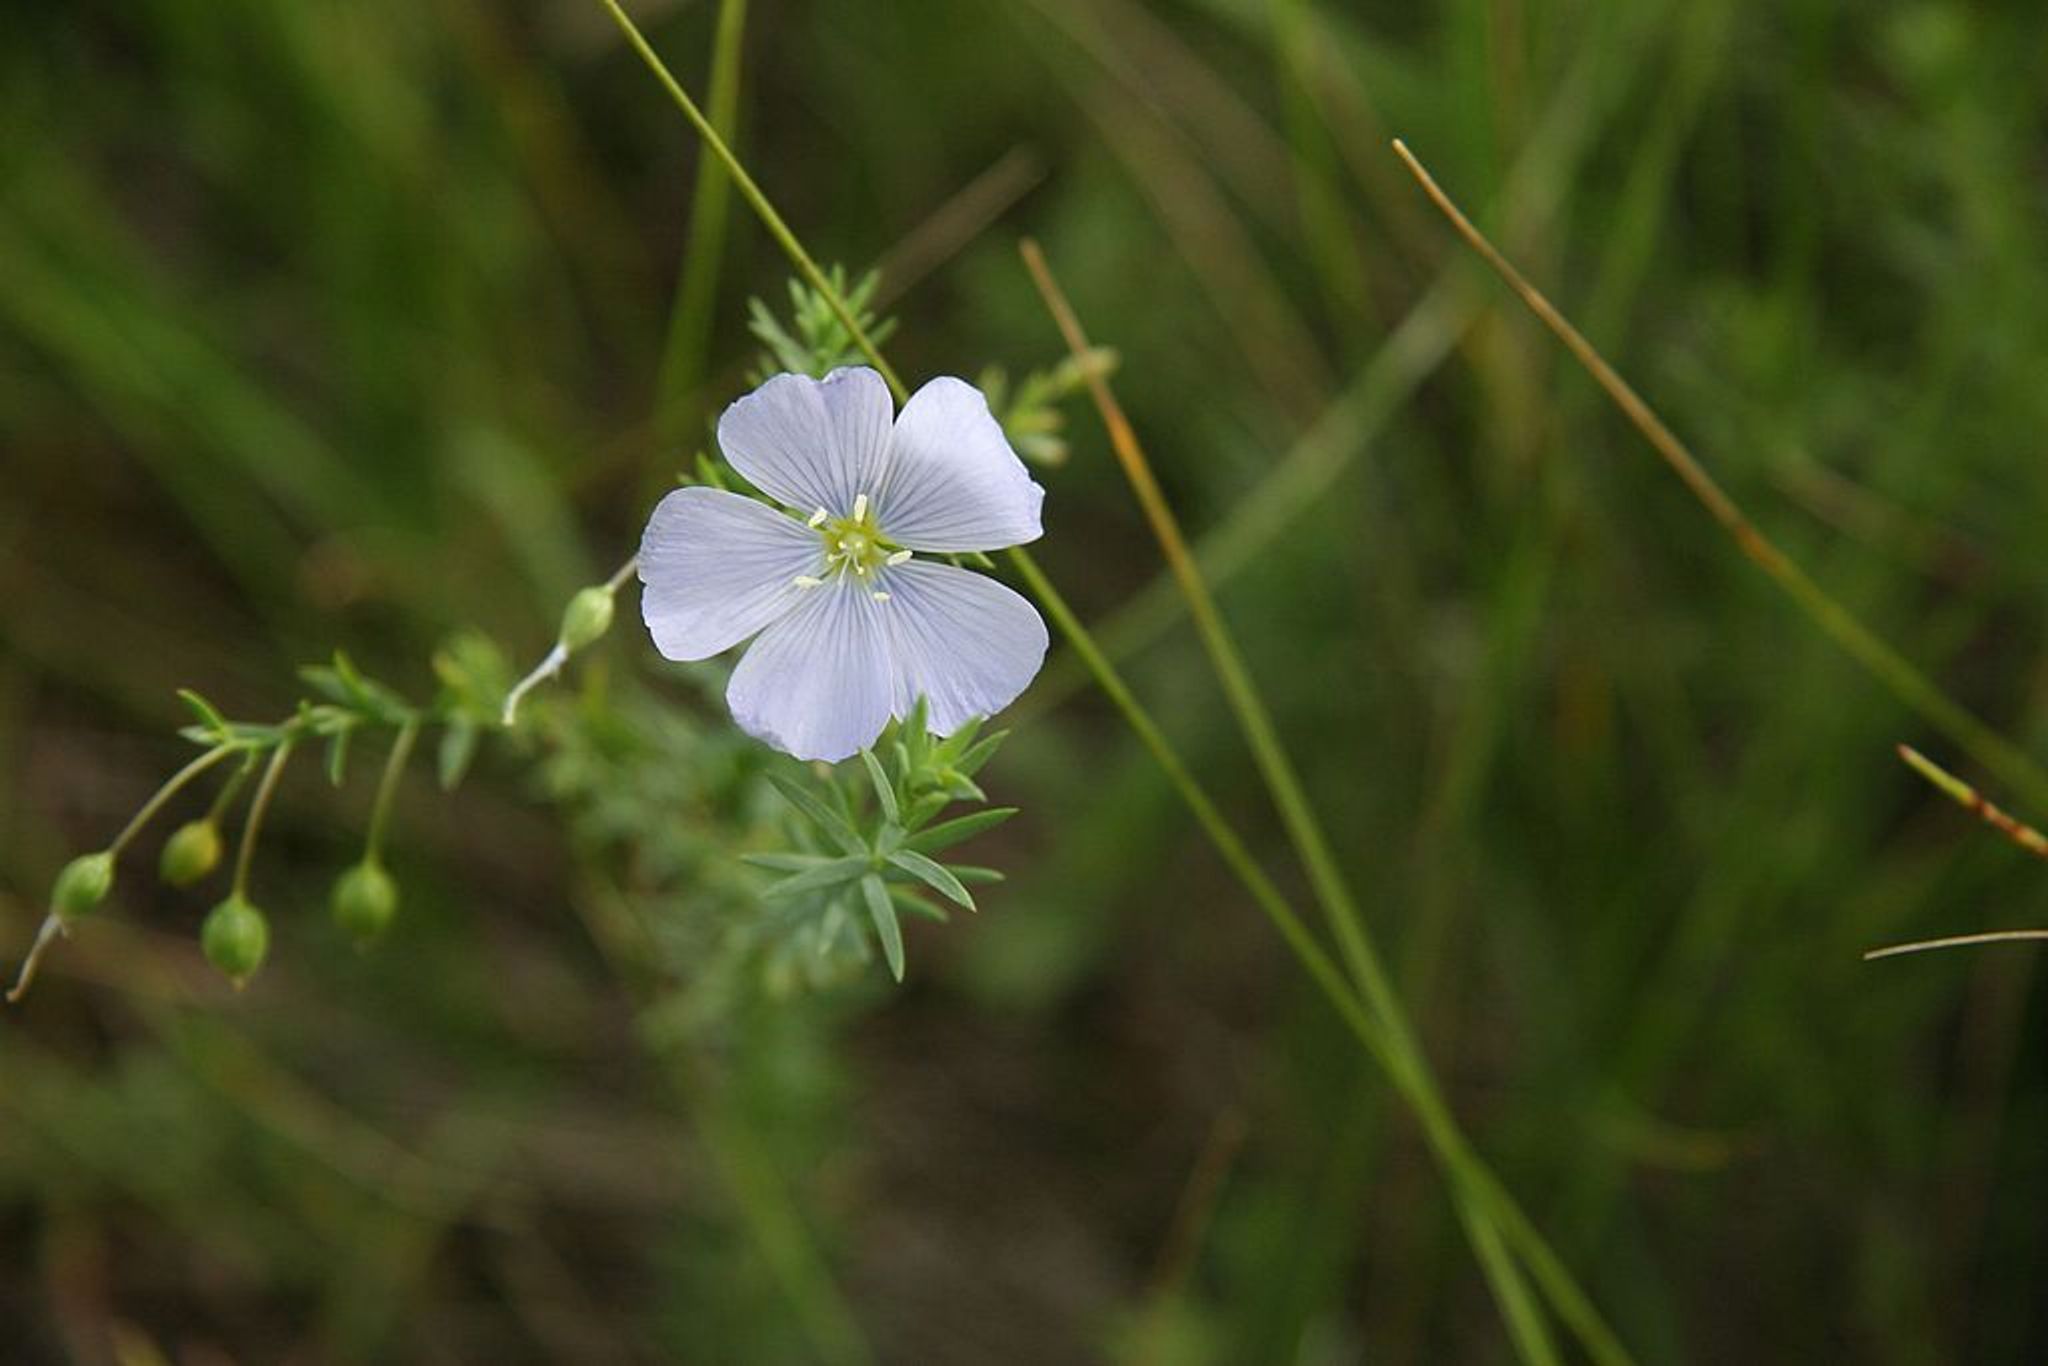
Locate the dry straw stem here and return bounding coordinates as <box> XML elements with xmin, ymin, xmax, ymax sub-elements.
<box><xmin>1865</xmin><ymin>745</ymin><xmax>2048</xmax><ymax>961</ymax></box>
<box><xmin>1389</xmin><ymin>139</ymin><xmax>2048</xmax><ymax>819</ymax></box>
<box><xmin>1895</xmin><ymin>743</ymin><xmax>2048</xmax><ymax>860</ymax></box>
<box><xmin>1019</xmin><ymin>239</ymin><xmax>1630</xmax><ymax>1366</ymax></box>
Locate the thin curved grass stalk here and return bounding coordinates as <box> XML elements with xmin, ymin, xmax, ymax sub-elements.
<box><xmin>8</xmin><ymin>743</ymin><xmax>237</xmax><ymax>1003</ymax></box>
<box><xmin>1865</xmin><ymin>745</ymin><xmax>2048</xmax><ymax>961</ymax></box>
<box><xmin>1389</xmin><ymin>139</ymin><xmax>2048</xmax><ymax>819</ymax></box>
<box><xmin>1020</xmin><ymin>239</ymin><xmax>1627</xmax><ymax>1366</ymax></box>
<box><xmin>593</xmin><ymin>8</ymin><xmax>1612</xmax><ymax>1361</ymax></box>
<box><xmin>596</xmin><ymin>0</ymin><xmax>906</xmax><ymax>402</ymax></box>
<box><xmin>654</xmin><ymin>0</ymin><xmax>748</xmax><ymax>449</ymax></box>
<box><xmin>1011</xmin><ymin>558</ymin><xmax>1557</xmax><ymax>1366</ymax></box>
<box><xmin>1895</xmin><ymin>744</ymin><xmax>2048</xmax><ymax>860</ymax></box>
<box><xmin>1866</xmin><ymin>929</ymin><xmax>2048</xmax><ymax>962</ymax></box>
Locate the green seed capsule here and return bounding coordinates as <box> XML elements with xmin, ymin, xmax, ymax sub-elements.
<box><xmin>558</xmin><ymin>585</ymin><xmax>616</xmax><ymax>653</ymax></box>
<box><xmin>51</xmin><ymin>851</ymin><xmax>115</xmax><ymax>922</ymax></box>
<box><xmin>331</xmin><ymin>859</ymin><xmax>398</xmax><ymax>943</ymax></box>
<box><xmin>159</xmin><ymin>820</ymin><xmax>223</xmax><ymax>887</ymax></box>
<box><xmin>201</xmin><ymin>895</ymin><xmax>269</xmax><ymax>986</ymax></box>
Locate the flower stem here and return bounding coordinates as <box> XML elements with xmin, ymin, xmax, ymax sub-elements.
<box><xmin>1390</xmin><ymin>138</ymin><xmax>2048</xmax><ymax>817</ymax></box>
<box><xmin>364</xmin><ymin>719</ymin><xmax>420</xmax><ymax>864</ymax></box>
<box><xmin>232</xmin><ymin>741</ymin><xmax>296</xmax><ymax>899</ymax></box>
<box><xmin>596</xmin><ymin>0</ymin><xmax>906</xmax><ymax>403</ymax></box>
<box><xmin>206</xmin><ymin>753</ymin><xmax>258</xmax><ymax>824</ymax></box>
<box><xmin>501</xmin><ymin>554</ymin><xmax>642</xmax><ymax>727</ymax></box>
<box><xmin>107</xmin><ymin>744</ymin><xmax>236</xmax><ymax>859</ymax></box>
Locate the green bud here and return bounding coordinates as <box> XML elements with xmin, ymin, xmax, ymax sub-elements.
<box><xmin>331</xmin><ymin>859</ymin><xmax>399</xmax><ymax>943</ymax></box>
<box><xmin>201</xmin><ymin>895</ymin><xmax>269</xmax><ymax>986</ymax></box>
<box><xmin>557</xmin><ymin>585</ymin><xmax>616</xmax><ymax>653</ymax></box>
<box><xmin>51</xmin><ymin>851</ymin><xmax>114</xmax><ymax>922</ymax></box>
<box><xmin>159</xmin><ymin>820</ymin><xmax>223</xmax><ymax>887</ymax></box>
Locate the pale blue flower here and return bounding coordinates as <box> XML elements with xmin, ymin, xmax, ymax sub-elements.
<box><xmin>640</xmin><ymin>367</ymin><xmax>1050</xmax><ymax>762</ymax></box>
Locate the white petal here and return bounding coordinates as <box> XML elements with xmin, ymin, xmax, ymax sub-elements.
<box><xmin>715</xmin><ymin>367</ymin><xmax>893</xmax><ymax>515</ymax></box>
<box><xmin>877</xmin><ymin>559</ymin><xmax>1049</xmax><ymax>734</ymax></box>
<box><xmin>727</xmin><ymin>576</ymin><xmax>895</xmax><ymax>762</ymax></box>
<box><xmin>639</xmin><ymin>487</ymin><xmax>823</xmax><ymax>661</ymax></box>
<box><xmin>875</xmin><ymin>377</ymin><xmax>1045</xmax><ymax>552</ymax></box>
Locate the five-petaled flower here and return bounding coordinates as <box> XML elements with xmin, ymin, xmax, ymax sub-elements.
<box><xmin>639</xmin><ymin>367</ymin><xmax>1050</xmax><ymax>762</ymax></box>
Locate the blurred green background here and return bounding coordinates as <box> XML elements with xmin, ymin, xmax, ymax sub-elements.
<box><xmin>7</xmin><ymin>0</ymin><xmax>2048</xmax><ymax>1361</ymax></box>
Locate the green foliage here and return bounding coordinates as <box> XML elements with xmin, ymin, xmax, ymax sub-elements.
<box><xmin>746</xmin><ymin>267</ymin><xmax>898</xmax><ymax>381</ymax></box>
<box><xmin>978</xmin><ymin>344</ymin><xmax>1120</xmax><ymax>467</ymax></box>
<box><xmin>743</xmin><ymin>702</ymin><xmax>1015</xmax><ymax>982</ymax></box>
<box><xmin>10</xmin><ymin>0</ymin><xmax>2048</xmax><ymax>1360</ymax></box>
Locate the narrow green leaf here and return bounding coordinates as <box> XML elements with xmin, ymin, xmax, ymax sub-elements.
<box><xmin>176</xmin><ymin>688</ymin><xmax>230</xmax><ymax>739</ymax></box>
<box><xmin>742</xmin><ymin>852</ymin><xmax>844</xmax><ymax>873</ymax></box>
<box><xmin>859</xmin><ymin>748</ymin><xmax>900</xmax><ymax>824</ymax></box>
<box><xmin>766</xmin><ymin>771</ymin><xmax>863</xmax><ymax>851</ymax></box>
<box><xmin>940</xmin><ymin>714</ymin><xmax>985</xmax><ymax>758</ymax></box>
<box><xmin>325</xmin><ymin>726</ymin><xmax>351</xmax><ymax>786</ymax></box>
<box><xmin>907</xmin><ymin>807</ymin><xmax>1017</xmax><ymax>855</ymax></box>
<box><xmin>900</xmin><ymin>792</ymin><xmax>950</xmax><ymax>832</ymax></box>
<box><xmin>860</xmin><ymin>873</ymin><xmax>905</xmax><ymax>981</ymax></box>
<box><xmin>333</xmin><ymin>649</ymin><xmax>367</xmax><ymax>696</ymax></box>
<box><xmin>947</xmin><ymin>865</ymin><xmax>1006</xmax><ymax>885</ymax></box>
<box><xmin>763</xmin><ymin>857</ymin><xmax>868</xmax><ymax>900</ymax></box>
<box><xmin>953</xmin><ymin>731</ymin><xmax>1007</xmax><ymax>778</ymax></box>
<box><xmin>887</xmin><ymin>848</ymin><xmax>976</xmax><ymax>911</ymax></box>
<box><xmin>299</xmin><ymin>664</ymin><xmax>349</xmax><ymax>707</ymax></box>
<box><xmin>941</xmin><ymin>772</ymin><xmax>987</xmax><ymax>804</ymax></box>
<box><xmin>438</xmin><ymin>719</ymin><xmax>479</xmax><ymax>791</ymax></box>
<box><xmin>889</xmin><ymin>886</ymin><xmax>949</xmax><ymax>923</ymax></box>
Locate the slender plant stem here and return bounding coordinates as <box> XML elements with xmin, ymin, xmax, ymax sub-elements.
<box><xmin>597</xmin><ymin>0</ymin><xmax>906</xmax><ymax>403</ymax></box>
<box><xmin>11</xmin><ymin>743</ymin><xmax>234</xmax><ymax>1002</ymax></box>
<box><xmin>502</xmin><ymin>553</ymin><xmax>644</xmax><ymax>727</ymax></box>
<box><xmin>1866</xmin><ymin>930</ymin><xmax>2048</xmax><ymax>961</ymax></box>
<box><xmin>231</xmin><ymin>741</ymin><xmax>296</xmax><ymax>899</ymax></box>
<box><xmin>205</xmin><ymin>753</ymin><xmax>258</xmax><ymax>825</ymax></box>
<box><xmin>364</xmin><ymin>719</ymin><xmax>420</xmax><ymax>864</ymax></box>
<box><xmin>655</xmin><ymin>0</ymin><xmax>749</xmax><ymax>447</ymax></box>
<box><xmin>1020</xmin><ymin>240</ymin><xmax>1388</xmax><ymax>1021</ymax></box>
<box><xmin>1389</xmin><ymin>138</ymin><xmax>2048</xmax><ymax>817</ymax></box>
<box><xmin>605</xmin><ymin>553</ymin><xmax>642</xmax><ymax>592</ymax></box>
<box><xmin>107</xmin><ymin>744</ymin><xmax>236</xmax><ymax>858</ymax></box>
<box><xmin>595</xmin><ymin>13</ymin><xmax>882</xmax><ymax>1354</ymax></box>
<box><xmin>1896</xmin><ymin>743</ymin><xmax>2048</xmax><ymax>859</ymax></box>
<box><xmin>1019</xmin><ymin>241</ymin><xmax>1630</xmax><ymax>1366</ymax></box>
<box><xmin>1864</xmin><ymin>745</ymin><xmax>2048</xmax><ymax>960</ymax></box>
<box><xmin>597</xmin><ymin>10</ymin><xmax>1609</xmax><ymax>1359</ymax></box>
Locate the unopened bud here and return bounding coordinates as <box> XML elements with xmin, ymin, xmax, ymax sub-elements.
<box><xmin>558</xmin><ymin>586</ymin><xmax>615</xmax><ymax>653</ymax></box>
<box><xmin>331</xmin><ymin>859</ymin><xmax>398</xmax><ymax>943</ymax></box>
<box><xmin>201</xmin><ymin>895</ymin><xmax>269</xmax><ymax>986</ymax></box>
<box><xmin>51</xmin><ymin>852</ymin><xmax>114</xmax><ymax>922</ymax></box>
<box><xmin>159</xmin><ymin>820</ymin><xmax>223</xmax><ymax>887</ymax></box>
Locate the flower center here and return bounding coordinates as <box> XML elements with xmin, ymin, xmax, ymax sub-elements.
<box><xmin>795</xmin><ymin>492</ymin><xmax>911</xmax><ymax>601</ymax></box>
